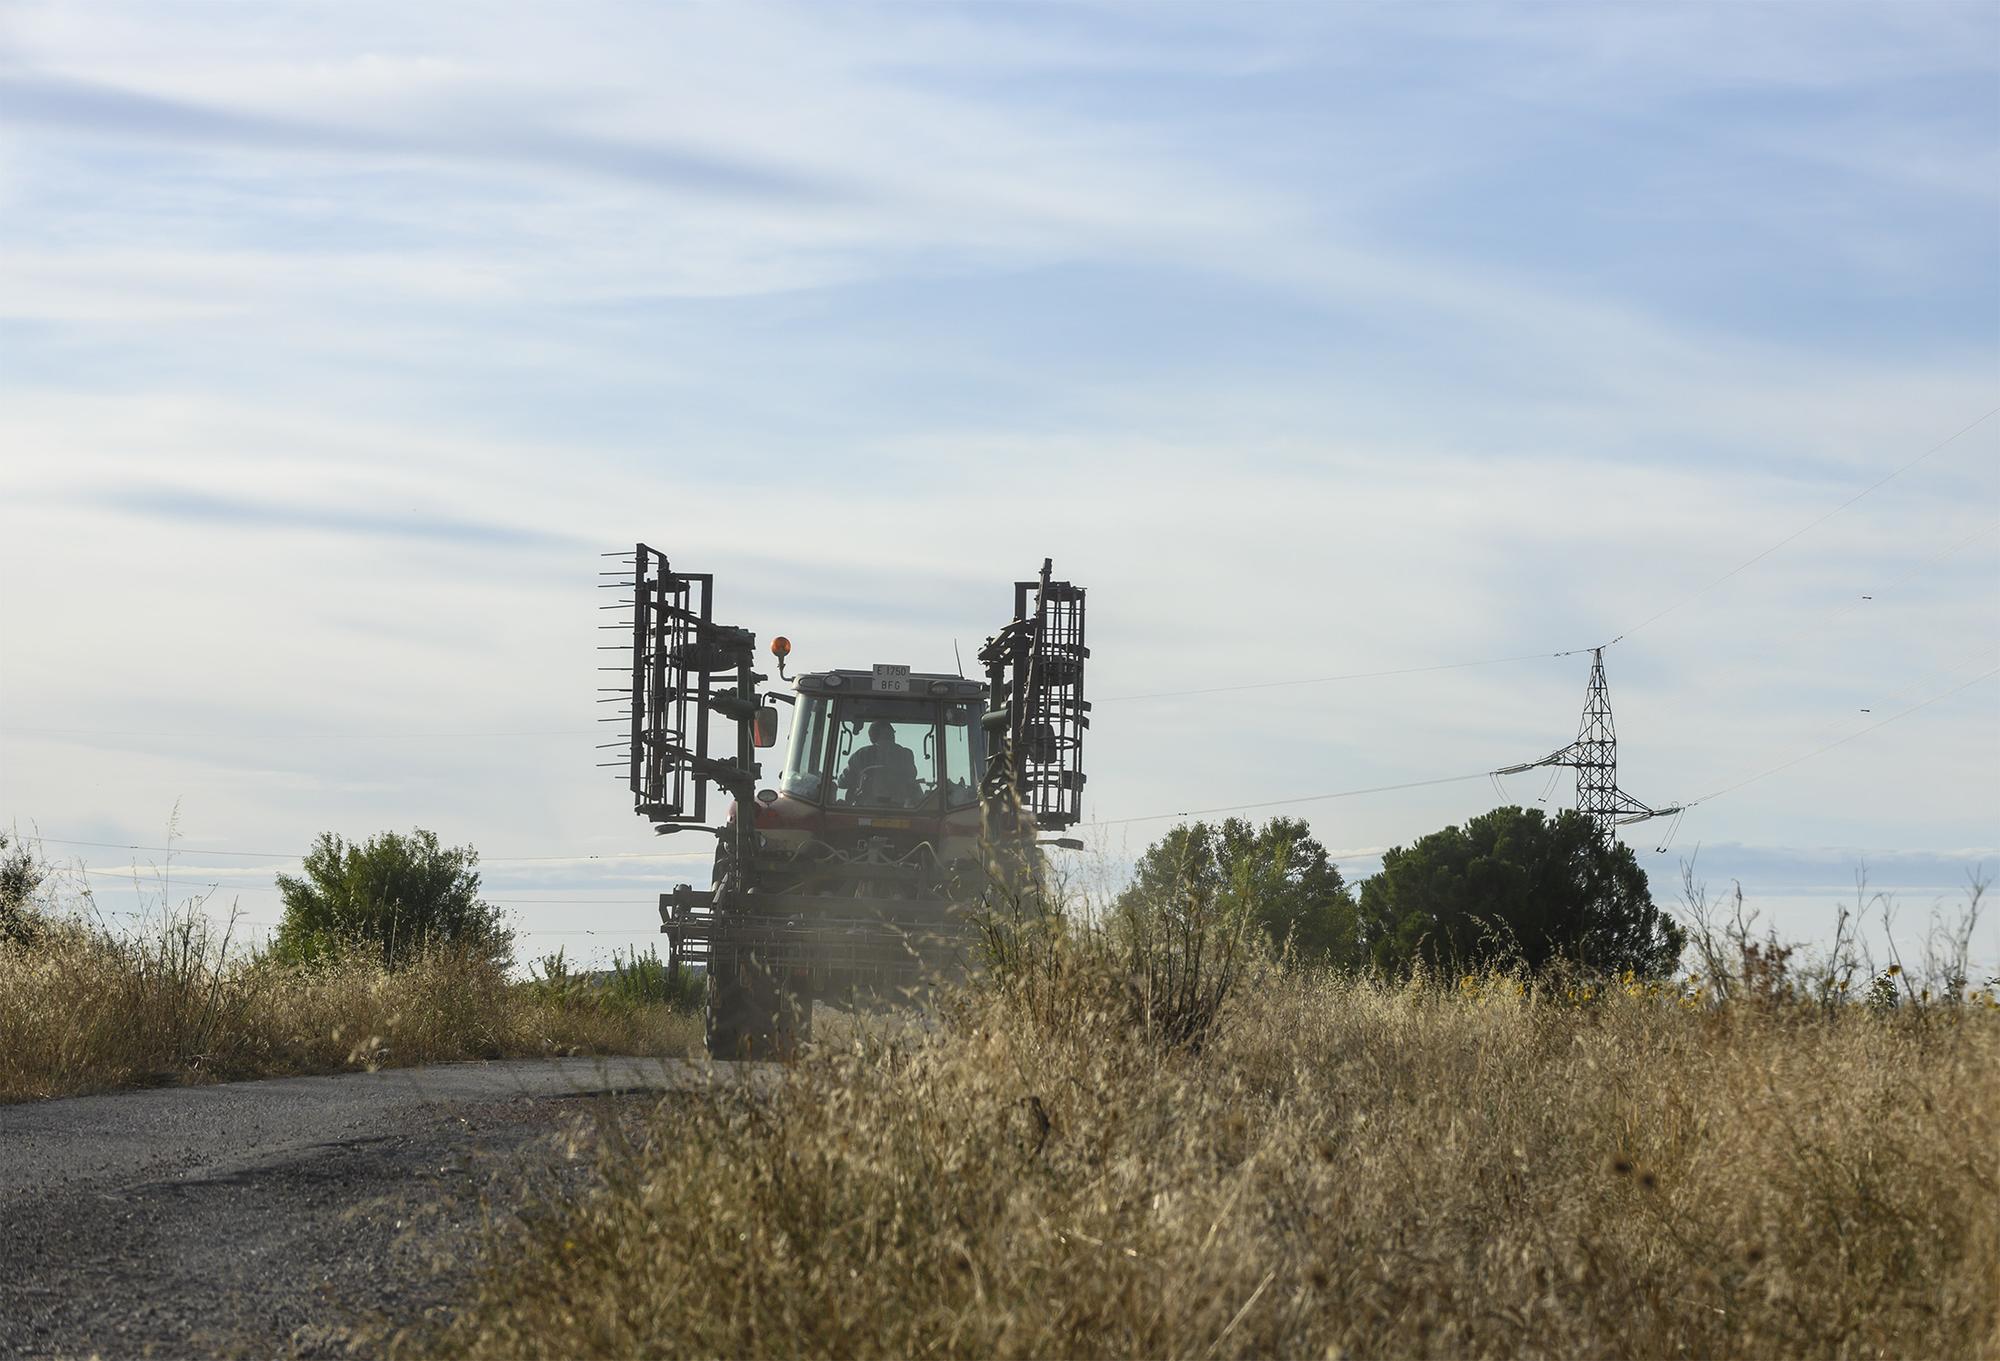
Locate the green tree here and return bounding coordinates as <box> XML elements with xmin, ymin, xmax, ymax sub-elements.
<box><xmin>1</xmin><ymin>831</ymin><xmax>47</xmax><ymax>946</ymax></box>
<box><xmin>1117</xmin><ymin>816</ymin><xmax>1363</xmax><ymax>968</ymax></box>
<box><xmin>1358</xmin><ymin>806</ymin><xmax>1685</xmax><ymax>977</ymax></box>
<box><xmin>274</xmin><ymin>829</ymin><xmax>510</xmax><ymax>968</ymax></box>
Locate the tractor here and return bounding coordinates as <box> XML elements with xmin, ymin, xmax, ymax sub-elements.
<box><xmin>601</xmin><ymin>546</ymin><xmax>1089</xmax><ymax>1058</ymax></box>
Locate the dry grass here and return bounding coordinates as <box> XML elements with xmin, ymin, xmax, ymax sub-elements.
<box><xmin>438</xmin><ymin>966</ymin><xmax>2000</xmax><ymax>1359</ymax></box>
<box><xmin>0</xmin><ymin>908</ymin><xmax>700</xmax><ymax>1102</ymax></box>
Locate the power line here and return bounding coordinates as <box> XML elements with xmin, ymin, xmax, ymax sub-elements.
<box><xmin>29</xmin><ymin>837</ymin><xmax>707</xmax><ymax>865</ymax></box>
<box><xmin>1091</xmin><ymin>771</ymin><xmax>1494</xmax><ymax>828</ymax></box>
<box><xmin>34</xmin><ymin>838</ymin><xmax>302</xmax><ymax>859</ymax></box>
<box><xmin>1095</xmin><ymin>649</ymin><xmax>1595</xmax><ymax>703</ymax></box>
<box><xmin>52</xmin><ymin>872</ymin><xmax>669</xmax><ymax>906</ymax></box>
<box><xmin>1086</xmin><ymin>652</ymin><xmax>1997</xmax><ymax>839</ymax></box>
<box><xmin>12</xmin><ymin>416</ymin><xmax>1992</xmax><ymax>735</ymax></box>
<box><xmin>15</xmin><ymin>413</ymin><xmax>1994</xmax><ymax>871</ymax></box>
<box><xmin>78</xmin><ymin>909</ymin><xmax>662</xmax><ymax>935</ymax></box>
<box><xmin>518</xmin><ymin>927</ymin><xmax>662</xmax><ymax>935</ymax></box>
<box><xmin>1619</xmin><ymin>405</ymin><xmax>1999</xmax><ymax>643</ymax></box>
<box><xmin>1686</xmin><ymin>664</ymin><xmax>2000</xmax><ymax>807</ymax></box>
<box><xmin>4</xmin><ymin>728</ymin><xmax>592</xmax><ymax>740</ymax></box>
<box><xmin>1758</xmin><ymin>518</ymin><xmax>1999</xmax><ymax>654</ymax></box>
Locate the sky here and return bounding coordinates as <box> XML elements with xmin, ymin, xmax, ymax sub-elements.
<box><xmin>2</xmin><ymin>2</ymin><xmax>1996</xmax><ymax>973</ymax></box>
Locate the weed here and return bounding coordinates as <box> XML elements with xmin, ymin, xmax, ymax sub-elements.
<box><xmin>435</xmin><ymin>926</ymin><xmax>2000</xmax><ymax>1359</ymax></box>
<box><xmin>0</xmin><ymin>882</ymin><xmax>698</xmax><ymax>1101</ymax></box>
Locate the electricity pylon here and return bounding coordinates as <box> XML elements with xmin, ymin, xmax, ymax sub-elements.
<box><xmin>1495</xmin><ymin>647</ymin><xmax>1680</xmax><ymax>840</ymax></box>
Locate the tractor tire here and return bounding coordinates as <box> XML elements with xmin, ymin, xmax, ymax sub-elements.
<box><xmin>704</xmin><ymin>954</ymin><xmax>811</xmax><ymax>1061</ymax></box>
<box><xmin>703</xmin><ymin>963</ymin><xmax>750</xmax><ymax>1060</ymax></box>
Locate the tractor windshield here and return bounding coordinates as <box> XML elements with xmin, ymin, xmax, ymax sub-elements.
<box><xmin>831</xmin><ymin>703</ymin><xmax>934</xmax><ymax>808</ymax></box>
<box><xmin>780</xmin><ymin>694</ymin><xmax>985</xmax><ymax>811</ymax></box>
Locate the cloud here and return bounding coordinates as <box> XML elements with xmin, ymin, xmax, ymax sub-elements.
<box><xmin>0</xmin><ymin>70</ymin><xmax>844</xmax><ymax>203</ymax></box>
<box><xmin>79</xmin><ymin>483</ymin><xmax>589</xmax><ymax>549</ymax></box>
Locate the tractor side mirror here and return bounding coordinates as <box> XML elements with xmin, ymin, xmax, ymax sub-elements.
<box><xmin>752</xmin><ymin>705</ymin><xmax>779</xmax><ymax>748</ymax></box>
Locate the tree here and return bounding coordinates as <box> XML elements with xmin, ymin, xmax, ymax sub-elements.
<box><xmin>1358</xmin><ymin>806</ymin><xmax>1685</xmax><ymax>977</ymax></box>
<box><xmin>1</xmin><ymin>831</ymin><xmax>47</xmax><ymax>946</ymax></box>
<box><xmin>1117</xmin><ymin>816</ymin><xmax>1363</xmax><ymax>968</ymax></box>
<box><xmin>274</xmin><ymin>829</ymin><xmax>509</xmax><ymax>968</ymax></box>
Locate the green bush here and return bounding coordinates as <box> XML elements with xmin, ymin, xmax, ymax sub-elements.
<box><xmin>273</xmin><ymin>829</ymin><xmax>510</xmax><ymax>970</ymax></box>
<box><xmin>1115</xmin><ymin>816</ymin><xmax>1362</xmax><ymax>968</ymax></box>
<box><xmin>0</xmin><ymin>832</ymin><xmax>47</xmax><ymax>947</ymax></box>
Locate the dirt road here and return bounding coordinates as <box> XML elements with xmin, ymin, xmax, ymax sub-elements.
<box><xmin>0</xmin><ymin>1058</ymin><xmax>697</xmax><ymax>1357</ymax></box>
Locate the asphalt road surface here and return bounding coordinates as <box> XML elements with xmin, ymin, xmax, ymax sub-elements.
<box><xmin>0</xmin><ymin>1058</ymin><xmax>700</xmax><ymax>1357</ymax></box>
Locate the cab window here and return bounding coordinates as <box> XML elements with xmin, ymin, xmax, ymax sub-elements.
<box><xmin>942</xmin><ymin>701</ymin><xmax>982</xmax><ymax>808</ymax></box>
<box><xmin>830</xmin><ymin>699</ymin><xmax>938</xmax><ymax>809</ymax></box>
<box><xmin>781</xmin><ymin>696</ymin><xmax>830</xmax><ymax>800</ymax></box>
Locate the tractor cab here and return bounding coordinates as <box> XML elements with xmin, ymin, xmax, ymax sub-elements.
<box><xmin>778</xmin><ymin>670</ymin><xmax>989</xmax><ymax>813</ymax></box>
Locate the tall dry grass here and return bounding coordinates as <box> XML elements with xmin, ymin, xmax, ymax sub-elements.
<box><xmin>0</xmin><ymin>906</ymin><xmax>700</xmax><ymax>1102</ymax></box>
<box><xmin>439</xmin><ymin>959</ymin><xmax>2000</xmax><ymax>1358</ymax></box>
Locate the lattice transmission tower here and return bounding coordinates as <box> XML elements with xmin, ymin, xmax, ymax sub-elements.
<box><xmin>1494</xmin><ymin>647</ymin><xmax>1680</xmax><ymax>840</ymax></box>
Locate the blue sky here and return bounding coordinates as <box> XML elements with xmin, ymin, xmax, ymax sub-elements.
<box><xmin>2</xmin><ymin>2</ymin><xmax>1995</xmax><ymax>968</ymax></box>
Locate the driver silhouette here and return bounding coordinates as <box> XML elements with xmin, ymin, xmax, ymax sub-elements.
<box><xmin>840</xmin><ymin>719</ymin><xmax>921</xmax><ymax>804</ymax></box>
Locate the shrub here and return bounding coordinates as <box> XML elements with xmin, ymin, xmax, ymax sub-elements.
<box><xmin>274</xmin><ymin>829</ymin><xmax>511</xmax><ymax>970</ymax></box>
<box><xmin>0</xmin><ymin>831</ymin><xmax>47</xmax><ymax>947</ymax></box>
<box><xmin>606</xmin><ymin>945</ymin><xmax>705</xmax><ymax>1013</ymax></box>
<box><xmin>1117</xmin><ymin>817</ymin><xmax>1362</xmax><ymax>968</ymax></box>
<box><xmin>978</xmin><ymin>863</ymin><xmax>1251</xmax><ymax>1054</ymax></box>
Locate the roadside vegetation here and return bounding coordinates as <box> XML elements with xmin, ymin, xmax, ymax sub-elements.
<box><xmin>0</xmin><ymin>828</ymin><xmax>700</xmax><ymax>1102</ymax></box>
<box><xmin>435</xmin><ymin>814</ymin><xmax>1999</xmax><ymax>1360</ymax></box>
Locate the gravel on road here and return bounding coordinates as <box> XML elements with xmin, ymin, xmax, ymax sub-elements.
<box><xmin>0</xmin><ymin>1058</ymin><xmax>702</xmax><ymax>1357</ymax></box>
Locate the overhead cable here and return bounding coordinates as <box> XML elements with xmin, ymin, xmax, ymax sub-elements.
<box><xmin>1091</xmin><ymin>771</ymin><xmax>1494</xmax><ymax>828</ymax></box>
<box><xmin>1757</xmin><ymin>518</ymin><xmax>1999</xmax><ymax>654</ymax></box>
<box><xmin>1095</xmin><ymin>649</ymin><xmax>1595</xmax><ymax>703</ymax></box>
<box><xmin>4</xmin><ymin>727</ymin><xmax>592</xmax><ymax>740</ymax></box>
<box><xmin>14</xmin><ymin>416</ymin><xmax>1993</xmax><ymax>735</ymax></box>
<box><xmin>1686</xmin><ymin>664</ymin><xmax>1999</xmax><ymax>807</ymax></box>
<box><xmin>30</xmin><ymin>836</ymin><xmax>707</xmax><ymax>865</ymax></box>
<box><xmin>1618</xmin><ymin>405</ymin><xmax>1999</xmax><ymax>643</ymax></box>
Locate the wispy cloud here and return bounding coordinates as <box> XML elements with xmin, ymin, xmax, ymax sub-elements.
<box><xmin>0</xmin><ymin>69</ymin><xmax>847</xmax><ymax>203</ymax></box>
<box><xmin>80</xmin><ymin>483</ymin><xmax>589</xmax><ymax>549</ymax></box>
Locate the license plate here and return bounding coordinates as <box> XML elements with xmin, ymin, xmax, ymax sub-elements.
<box><xmin>871</xmin><ymin>663</ymin><xmax>911</xmax><ymax>693</ymax></box>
